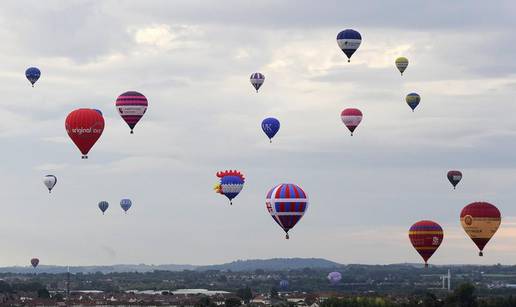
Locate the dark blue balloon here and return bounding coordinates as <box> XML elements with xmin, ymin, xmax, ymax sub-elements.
<box><xmin>25</xmin><ymin>67</ymin><xmax>41</xmax><ymax>87</ymax></box>
<box><xmin>98</xmin><ymin>201</ymin><xmax>109</xmax><ymax>215</ymax></box>
<box><xmin>279</xmin><ymin>280</ymin><xmax>289</xmax><ymax>289</ymax></box>
<box><xmin>120</xmin><ymin>199</ymin><xmax>132</xmax><ymax>213</ymax></box>
<box><xmin>261</xmin><ymin>117</ymin><xmax>280</xmax><ymax>142</ymax></box>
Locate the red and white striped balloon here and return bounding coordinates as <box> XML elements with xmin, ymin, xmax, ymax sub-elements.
<box><xmin>341</xmin><ymin>108</ymin><xmax>362</xmax><ymax>136</ymax></box>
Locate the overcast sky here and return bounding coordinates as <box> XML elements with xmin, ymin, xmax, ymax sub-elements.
<box><xmin>1</xmin><ymin>0</ymin><xmax>516</xmax><ymax>266</ymax></box>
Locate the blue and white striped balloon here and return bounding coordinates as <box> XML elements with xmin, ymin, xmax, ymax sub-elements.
<box><xmin>336</xmin><ymin>29</ymin><xmax>362</xmax><ymax>62</ymax></box>
<box><xmin>120</xmin><ymin>199</ymin><xmax>132</xmax><ymax>213</ymax></box>
<box><xmin>250</xmin><ymin>72</ymin><xmax>265</xmax><ymax>92</ymax></box>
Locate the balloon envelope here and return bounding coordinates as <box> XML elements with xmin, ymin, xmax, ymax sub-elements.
<box><xmin>447</xmin><ymin>170</ymin><xmax>462</xmax><ymax>189</ymax></box>
<box><xmin>327</xmin><ymin>272</ymin><xmax>342</xmax><ymax>284</ymax></box>
<box><xmin>214</xmin><ymin>170</ymin><xmax>245</xmax><ymax>204</ymax></box>
<box><xmin>116</xmin><ymin>91</ymin><xmax>148</xmax><ymax>134</ymax></box>
<box><xmin>25</xmin><ymin>67</ymin><xmax>41</xmax><ymax>87</ymax></box>
<box><xmin>461</xmin><ymin>202</ymin><xmax>501</xmax><ymax>256</ymax></box>
<box><xmin>250</xmin><ymin>73</ymin><xmax>265</xmax><ymax>92</ymax></box>
<box><xmin>336</xmin><ymin>29</ymin><xmax>361</xmax><ymax>62</ymax></box>
<box><xmin>341</xmin><ymin>108</ymin><xmax>362</xmax><ymax>136</ymax></box>
<box><xmin>279</xmin><ymin>280</ymin><xmax>289</xmax><ymax>289</ymax></box>
<box><xmin>120</xmin><ymin>199</ymin><xmax>132</xmax><ymax>213</ymax></box>
<box><xmin>65</xmin><ymin>109</ymin><xmax>105</xmax><ymax>159</ymax></box>
<box><xmin>406</xmin><ymin>93</ymin><xmax>421</xmax><ymax>111</ymax></box>
<box><xmin>43</xmin><ymin>175</ymin><xmax>57</xmax><ymax>193</ymax></box>
<box><xmin>408</xmin><ymin>220</ymin><xmax>443</xmax><ymax>267</ymax></box>
<box><xmin>261</xmin><ymin>117</ymin><xmax>280</xmax><ymax>142</ymax></box>
<box><xmin>98</xmin><ymin>201</ymin><xmax>109</xmax><ymax>214</ymax></box>
<box><xmin>395</xmin><ymin>57</ymin><xmax>409</xmax><ymax>75</ymax></box>
<box><xmin>266</xmin><ymin>183</ymin><xmax>308</xmax><ymax>239</ymax></box>
<box><xmin>31</xmin><ymin>258</ymin><xmax>39</xmax><ymax>268</ymax></box>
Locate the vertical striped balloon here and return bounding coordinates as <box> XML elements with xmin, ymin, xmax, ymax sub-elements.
<box><xmin>266</xmin><ymin>183</ymin><xmax>308</xmax><ymax>239</ymax></box>
<box><xmin>116</xmin><ymin>91</ymin><xmax>148</xmax><ymax>134</ymax></box>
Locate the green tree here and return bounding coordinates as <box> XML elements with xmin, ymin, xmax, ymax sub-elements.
<box><xmin>225</xmin><ymin>297</ymin><xmax>242</xmax><ymax>307</ymax></box>
<box><xmin>422</xmin><ymin>292</ymin><xmax>442</xmax><ymax>307</ymax></box>
<box><xmin>37</xmin><ymin>288</ymin><xmax>50</xmax><ymax>298</ymax></box>
<box><xmin>236</xmin><ymin>287</ymin><xmax>253</xmax><ymax>303</ymax></box>
<box><xmin>270</xmin><ymin>287</ymin><xmax>279</xmax><ymax>299</ymax></box>
<box><xmin>445</xmin><ymin>283</ymin><xmax>477</xmax><ymax>307</ymax></box>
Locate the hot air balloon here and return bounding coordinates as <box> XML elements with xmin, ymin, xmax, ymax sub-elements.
<box><xmin>25</xmin><ymin>67</ymin><xmax>41</xmax><ymax>87</ymax></box>
<box><xmin>120</xmin><ymin>199</ymin><xmax>132</xmax><ymax>213</ymax></box>
<box><xmin>116</xmin><ymin>91</ymin><xmax>148</xmax><ymax>134</ymax></box>
<box><xmin>94</xmin><ymin>109</ymin><xmax>103</xmax><ymax>116</ymax></box>
<box><xmin>406</xmin><ymin>93</ymin><xmax>420</xmax><ymax>112</ymax></box>
<box><xmin>336</xmin><ymin>29</ymin><xmax>361</xmax><ymax>62</ymax></box>
<box><xmin>250</xmin><ymin>73</ymin><xmax>265</xmax><ymax>92</ymax></box>
<box><xmin>98</xmin><ymin>201</ymin><xmax>109</xmax><ymax>215</ymax></box>
<box><xmin>43</xmin><ymin>175</ymin><xmax>57</xmax><ymax>193</ymax></box>
<box><xmin>408</xmin><ymin>220</ymin><xmax>444</xmax><ymax>268</ymax></box>
<box><xmin>461</xmin><ymin>202</ymin><xmax>501</xmax><ymax>256</ymax></box>
<box><xmin>261</xmin><ymin>117</ymin><xmax>280</xmax><ymax>143</ymax></box>
<box><xmin>447</xmin><ymin>170</ymin><xmax>462</xmax><ymax>190</ymax></box>
<box><xmin>65</xmin><ymin>109</ymin><xmax>105</xmax><ymax>159</ymax></box>
<box><xmin>340</xmin><ymin>108</ymin><xmax>363</xmax><ymax>136</ymax></box>
<box><xmin>327</xmin><ymin>272</ymin><xmax>342</xmax><ymax>284</ymax></box>
<box><xmin>214</xmin><ymin>170</ymin><xmax>245</xmax><ymax>205</ymax></box>
<box><xmin>395</xmin><ymin>57</ymin><xmax>409</xmax><ymax>76</ymax></box>
<box><xmin>31</xmin><ymin>258</ymin><xmax>39</xmax><ymax>268</ymax></box>
<box><xmin>279</xmin><ymin>280</ymin><xmax>289</xmax><ymax>290</ymax></box>
<box><xmin>265</xmin><ymin>183</ymin><xmax>308</xmax><ymax>239</ymax></box>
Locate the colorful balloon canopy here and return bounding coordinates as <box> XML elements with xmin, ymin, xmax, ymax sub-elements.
<box><xmin>327</xmin><ymin>272</ymin><xmax>342</xmax><ymax>284</ymax></box>
<box><xmin>265</xmin><ymin>183</ymin><xmax>308</xmax><ymax>239</ymax></box>
<box><xmin>261</xmin><ymin>117</ymin><xmax>280</xmax><ymax>142</ymax></box>
<box><xmin>98</xmin><ymin>201</ymin><xmax>109</xmax><ymax>215</ymax></box>
<box><xmin>116</xmin><ymin>91</ymin><xmax>148</xmax><ymax>134</ymax></box>
<box><xmin>447</xmin><ymin>170</ymin><xmax>462</xmax><ymax>190</ymax></box>
<box><xmin>395</xmin><ymin>57</ymin><xmax>409</xmax><ymax>76</ymax></box>
<box><xmin>336</xmin><ymin>29</ymin><xmax>361</xmax><ymax>62</ymax></box>
<box><xmin>341</xmin><ymin>108</ymin><xmax>363</xmax><ymax>136</ymax></box>
<box><xmin>120</xmin><ymin>199</ymin><xmax>132</xmax><ymax>213</ymax></box>
<box><xmin>25</xmin><ymin>67</ymin><xmax>41</xmax><ymax>87</ymax></box>
<box><xmin>250</xmin><ymin>73</ymin><xmax>265</xmax><ymax>93</ymax></box>
<box><xmin>408</xmin><ymin>220</ymin><xmax>444</xmax><ymax>268</ymax></box>
<box><xmin>460</xmin><ymin>202</ymin><xmax>501</xmax><ymax>256</ymax></box>
<box><xmin>31</xmin><ymin>258</ymin><xmax>39</xmax><ymax>268</ymax></box>
<box><xmin>65</xmin><ymin>108</ymin><xmax>105</xmax><ymax>159</ymax></box>
<box><xmin>43</xmin><ymin>175</ymin><xmax>57</xmax><ymax>193</ymax></box>
<box><xmin>214</xmin><ymin>170</ymin><xmax>245</xmax><ymax>205</ymax></box>
<box><xmin>405</xmin><ymin>93</ymin><xmax>421</xmax><ymax>112</ymax></box>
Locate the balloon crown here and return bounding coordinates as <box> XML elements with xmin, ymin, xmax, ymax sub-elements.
<box><xmin>216</xmin><ymin>170</ymin><xmax>245</xmax><ymax>181</ymax></box>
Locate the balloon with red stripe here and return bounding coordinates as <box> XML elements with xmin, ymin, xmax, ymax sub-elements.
<box><xmin>460</xmin><ymin>202</ymin><xmax>501</xmax><ymax>256</ymax></box>
<box><xmin>65</xmin><ymin>109</ymin><xmax>105</xmax><ymax>159</ymax></box>
<box><xmin>116</xmin><ymin>91</ymin><xmax>148</xmax><ymax>134</ymax></box>
<box><xmin>408</xmin><ymin>220</ymin><xmax>443</xmax><ymax>268</ymax></box>
<box><xmin>341</xmin><ymin>108</ymin><xmax>362</xmax><ymax>136</ymax></box>
<box><xmin>265</xmin><ymin>183</ymin><xmax>308</xmax><ymax>239</ymax></box>
<box><xmin>447</xmin><ymin>170</ymin><xmax>462</xmax><ymax>190</ymax></box>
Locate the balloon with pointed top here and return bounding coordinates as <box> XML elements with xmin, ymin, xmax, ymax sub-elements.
<box><xmin>395</xmin><ymin>57</ymin><xmax>409</xmax><ymax>75</ymax></box>
<box><xmin>98</xmin><ymin>201</ymin><xmax>109</xmax><ymax>215</ymax></box>
<box><xmin>250</xmin><ymin>73</ymin><xmax>265</xmax><ymax>92</ymax></box>
<box><xmin>65</xmin><ymin>109</ymin><xmax>105</xmax><ymax>159</ymax></box>
<box><xmin>25</xmin><ymin>67</ymin><xmax>41</xmax><ymax>87</ymax></box>
<box><xmin>43</xmin><ymin>175</ymin><xmax>57</xmax><ymax>193</ymax></box>
<box><xmin>336</xmin><ymin>29</ymin><xmax>361</xmax><ymax>62</ymax></box>
<box><xmin>31</xmin><ymin>258</ymin><xmax>39</xmax><ymax>268</ymax></box>
<box><xmin>341</xmin><ymin>108</ymin><xmax>363</xmax><ymax>136</ymax></box>
<box><xmin>266</xmin><ymin>183</ymin><xmax>308</xmax><ymax>239</ymax></box>
<box><xmin>261</xmin><ymin>117</ymin><xmax>280</xmax><ymax>143</ymax></box>
<box><xmin>447</xmin><ymin>170</ymin><xmax>462</xmax><ymax>190</ymax></box>
<box><xmin>215</xmin><ymin>170</ymin><xmax>245</xmax><ymax>205</ymax></box>
<box><xmin>409</xmin><ymin>220</ymin><xmax>444</xmax><ymax>268</ymax></box>
<box><xmin>120</xmin><ymin>199</ymin><xmax>132</xmax><ymax>213</ymax></box>
<box><xmin>116</xmin><ymin>91</ymin><xmax>148</xmax><ymax>134</ymax></box>
<box><xmin>406</xmin><ymin>93</ymin><xmax>420</xmax><ymax>111</ymax></box>
<box><xmin>461</xmin><ymin>202</ymin><xmax>501</xmax><ymax>256</ymax></box>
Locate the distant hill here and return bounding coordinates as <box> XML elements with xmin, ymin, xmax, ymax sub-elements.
<box><xmin>0</xmin><ymin>258</ymin><xmax>342</xmax><ymax>274</ymax></box>
<box><xmin>197</xmin><ymin>258</ymin><xmax>342</xmax><ymax>271</ymax></box>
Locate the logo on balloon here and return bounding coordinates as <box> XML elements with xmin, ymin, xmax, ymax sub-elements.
<box><xmin>464</xmin><ymin>215</ymin><xmax>473</xmax><ymax>226</ymax></box>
